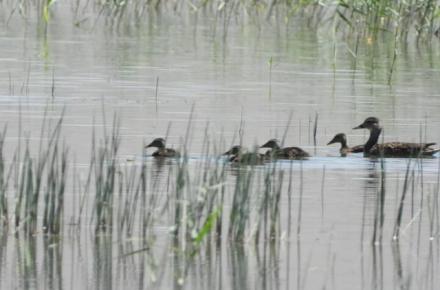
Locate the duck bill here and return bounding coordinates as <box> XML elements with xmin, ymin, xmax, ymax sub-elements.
<box><xmin>223</xmin><ymin>149</ymin><xmax>231</xmax><ymax>155</ymax></box>
<box><xmin>145</xmin><ymin>142</ymin><xmax>154</xmax><ymax>148</ymax></box>
<box><xmin>259</xmin><ymin>142</ymin><xmax>269</xmax><ymax>148</ymax></box>
<box><xmin>353</xmin><ymin>123</ymin><xmax>364</xmax><ymax>130</ymax></box>
<box><xmin>327</xmin><ymin>139</ymin><xmax>336</xmax><ymax>145</ymax></box>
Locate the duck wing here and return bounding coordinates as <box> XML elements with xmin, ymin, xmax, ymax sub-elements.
<box><xmin>370</xmin><ymin>142</ymin><xmax>438</xmax><ymax>157</ymax></box>
<box><xmin>165</xmin><ymin>148</ymin><xmax>180</xmax><ymax>157</ymax></box>
<box><xmin>277</xmin><ymin>147</ymin><xmax>310</xmax><ymax>159</ymax></box>
<box><xmin>152</xmin><ymin>148</ymin><xmax>180</xmax><ymax>157</ymax></box>
<box><xmin>350</xmin><ymin>144</ymin><xmax>364</xmax><ymax>153</ymax></box>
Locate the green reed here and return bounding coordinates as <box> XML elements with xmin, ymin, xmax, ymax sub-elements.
<box><xmin>228</xmin><ymin>165</ymin><xmax>254</xmax><ymax>242</ymax></box>
<box><xmin>0</xmin><ymin>126</ymin><xmax>13</xmax><ymax>228</ymax></box>
<box><xmin>13</xmin><ymin>111</ymin><xmax>66</xmax><ymax>236</ymax></box>
<box><xmin>4</xmin><ymin>0</ymin><xmax>439</xmax><ymax>40</ymax></box>
<box><xmin>42</xmin><ymin>143</ymin><xmax>68</xmax><ymax>235</ymax></box>
<box><xmin>0</xmin><ymin>108</ymin><xmax>438</xmax><ymax>290</ymax></box>
<box><xmin>253</xmin><ymin>162</ymin><xmax>284</xmax><ymax>244</ymax></box>
<box><xmin>0</xmin><ymin>105</ymin><xmax>438</xmax><ymax>277</ymax></box>
<box><xmin>92</xmin><ymin>116</ymin><xmax>121</xmax><ymax>233</ymax></box>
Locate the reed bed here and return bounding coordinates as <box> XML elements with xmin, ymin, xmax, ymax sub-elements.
<box><xmin>0</xmin><ymin>111</ymin><xmax>437</xmax><ymax>289</ymax></box>
<box><xmin>0</xmin><ymin>112</ymin><xmax>436</xmax><ymax>245</ymax></box>
<box><xmin>2</xmin><ymin>0</ymin><xmax>439</xmax><ymax>40</ymax></box>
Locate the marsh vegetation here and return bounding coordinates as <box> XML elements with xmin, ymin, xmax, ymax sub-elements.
<box><xmin>0</xmin><ymin>1</ymin><xmax>440</xmax><ymax>289</ymax></box>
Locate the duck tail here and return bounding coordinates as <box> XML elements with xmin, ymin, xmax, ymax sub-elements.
<box><xmin>424</xmin><ymin>142</ymin><xmax>436</xmax><ymax>149</ymax></box>
<box><xmin>422</xmin><ymin>148</ymin><xmax>440</xmax><ymax>156</ymax></box>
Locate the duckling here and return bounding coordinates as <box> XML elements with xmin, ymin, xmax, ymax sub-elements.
<box><xmin>353</xmin><ymin>117</ymin><xmax>439</xmax><ymax>157</ymax></box>
<box><xmin>145</xmin><ymin>138</ymin><xmax>180</xmax><ymax>157</ymax></box>
<box><xmin>223</xmin><ymin>145</ymin><xmax>242</xmax><ymax>161</ymax></box>
<box><xmin>260</xmin><ymin>139</ymin><xmax>309</xmax><ymax>160</ymax></box>
<box><xmin>327</xmin><ymin>133</ymin><xmax>364</xmax><ymax>157</ymax></box>
<box><xmin>223</xmin><ymin>145</ymin><xmax>266</xmax><ymax>165</ymax></box>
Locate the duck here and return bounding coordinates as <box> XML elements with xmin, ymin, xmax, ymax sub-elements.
<box><xmin>327</xmin><ymin>133</ymin><xmax>364</xmax><ymax>157</ymax></box>
<box><xmin>223</xmin><ymin>145</ymin><xmax>266</xmax><ymax>165</ymax></box>
<box><xmin>260</xmin><ymin>139</ymin><xmax>310</xmax><ymax>159</ymax></box>
<box><xmin>145</xmin><ymin>138</ymin><xmax>180</xmax><ymax>157</ymax></box>
<box><xmin>353</xmin><ymin>117</ymin><xmax>439</xmax><ymax>157</ymax></box>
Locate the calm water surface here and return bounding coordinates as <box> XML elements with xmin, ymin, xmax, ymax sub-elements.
<box><xmin>0</xmin><ymin>3</ymin><xmax>440</xmax><ymax>290</ymax></box>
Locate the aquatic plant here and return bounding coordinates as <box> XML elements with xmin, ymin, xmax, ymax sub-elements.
<box><xmin>2</xmin><ymin>0</ymin><xmax>438</xmax><ymax>40</ymax></box>
<box><xmin>92</xmin><ymin>116</ymin><xmax>121</xmax><ymax>233</ymax></box>
<box><xmin>0</xmin><ymin>109</ymin><xmax>436</xmax><ymax>288</ymax></box>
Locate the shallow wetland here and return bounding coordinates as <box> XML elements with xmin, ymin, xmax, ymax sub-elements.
<box><xmin>0</xmin><ymin>1</ymin><xmax>440</xmax><ymax>289</ymax></box>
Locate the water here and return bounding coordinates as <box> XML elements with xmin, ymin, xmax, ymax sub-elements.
<box><xmin>1</xmin><ymin>2</ymin><xmax>440</xmax><ymax>290</ymax></box>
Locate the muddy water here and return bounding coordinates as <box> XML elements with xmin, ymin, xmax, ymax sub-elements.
<box><xmin>1</xmin><ymin>2</ymin><xmax>440</xmax><ymax>290</ymax></box>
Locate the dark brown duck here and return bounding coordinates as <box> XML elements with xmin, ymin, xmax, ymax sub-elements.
<box><xmin>353</xmin><ymin>117</ymin><xmax>439</xmax><ymax>157</ymax></box>
<box><xmin>223</xmin><ymin>145</ymin><xmax>266</xmax><ymax>165</ymax></box>
<box><xmin>260</xmin><ymin>139</ymin><xmax>309</xmax><ymax>159</ymax></box>
<box><xmin>145</xmin><ymin>138</ymin><xmax>180</xmax><ymax>157</ymax></box>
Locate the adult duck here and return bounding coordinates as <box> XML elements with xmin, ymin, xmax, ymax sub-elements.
<box><xmin>260</xmin><ymin>139</ymin><xmax>310</xmax><ymax>159</ymax></box>
<box><xmin>223</xmin><ymin>145</ymin><xmax>266</xmax><ymax>165</ymax></box>
<box><xmin>353</xmin><ymin>117</ymin><xmax>439</xmax><ymax>157</ymax></box>
<box><xmin>145</xmin><ymin>138</ymin><xmax>180</xmax><ymax>157</ymax></box>
<box><xmin>327</xmin><ymin>133</ymin><xmax>364</xmax><ymax>157</ymax></box>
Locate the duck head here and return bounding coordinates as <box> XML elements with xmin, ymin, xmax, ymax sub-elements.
<box><xmin>223</xmin><ymin>145</ymin><xmax>242</xmax><ymax>156</ymax></box>
<box><xmin>327</xmin><ymin>133</ymin><xmax>347</xmax><ymax>145</ymax></box>
<box><xmin>260</xmin><ymin>139</ymin><xmax>280</xmax><ymax>149</ymax></box>
<box><xmin>146</xmin><ymin>138</ymin><xmax>166</xmax><ymax>149</ymax></box>
<box><xmin>353</xmin><ymin>117</ymin><xmax>380</xmax><ymax>131</ymax></box>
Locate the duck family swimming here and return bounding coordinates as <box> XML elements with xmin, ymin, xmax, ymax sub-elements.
<box><xmin>146</xmin><ymin>117</ymin><xmax>439</xmax><ymax>161</ymax></box>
